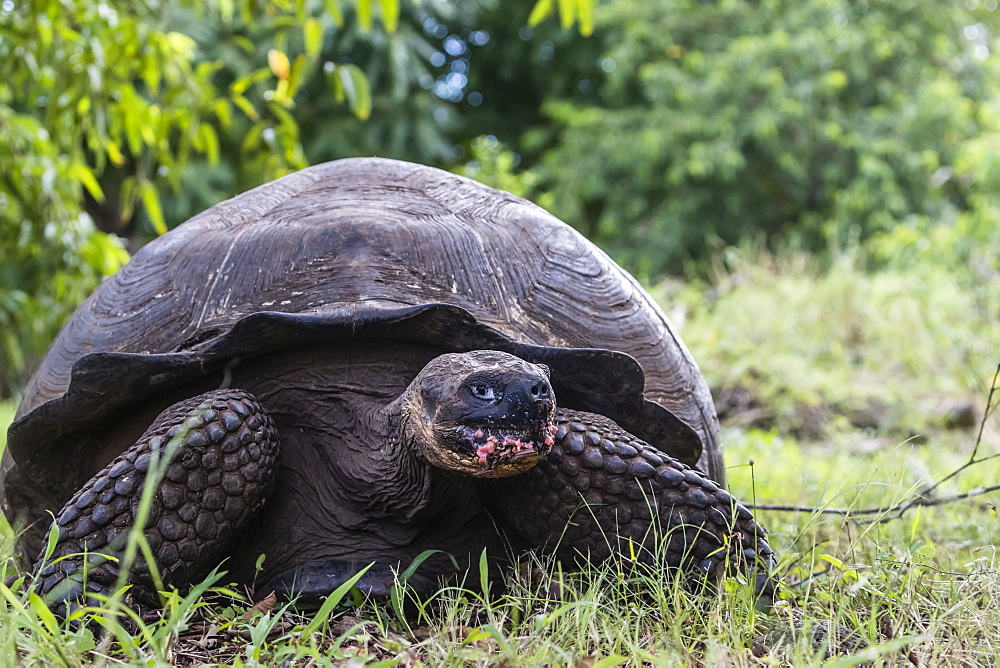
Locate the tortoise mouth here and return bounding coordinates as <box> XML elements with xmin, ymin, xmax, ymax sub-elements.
<box><xmin>450</xmin><ymin>416</ymin><xmax>557</xmax><ymax>476</ymax></box>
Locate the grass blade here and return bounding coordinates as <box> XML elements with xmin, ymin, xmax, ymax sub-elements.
<box><xmin>303</xmin><ymin>563</ymin><xmax>373</xmax><ymax>636</ymax></box>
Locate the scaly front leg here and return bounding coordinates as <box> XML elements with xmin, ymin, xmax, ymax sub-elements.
<box><xmin>483</xmin><ymin>408</ymin><xmax>776</xmax><ymax>597</ymax></box>
<box><xmin>34</xmin><ymin>390</ymin><xmax>280</xmax><ymax>615</ymax></box>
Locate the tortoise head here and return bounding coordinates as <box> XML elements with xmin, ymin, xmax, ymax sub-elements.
<box><xmin>398</xmin><ymin>350</ymin><xmax>556</xmax><ymax>478</ymax></box>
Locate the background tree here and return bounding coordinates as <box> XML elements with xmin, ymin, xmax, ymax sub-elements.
<box><xmin>516</xmin><ymin>0</ymin><xmax>1000</xmax><ymax>277</ymax></box>
<box><xmin>0</xmin><ymin>0</ymin><xmax>592</xmax><ymax>397</ymax></box>
<box><xmin>4</xmin><ymin>0</ymin><xmax>1000</xmax><ymax>396</ymax></box>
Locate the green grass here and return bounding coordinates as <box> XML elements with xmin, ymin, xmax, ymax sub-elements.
<box><xmin>0</xmin><ymin>399</ymin><xmax>16</xmax><ymax>550</ymax></box>
<box><xmin>658</xmin><ymin>246</ymin><xmax>1000</xmax><ymax>440</ymax></box>
<box><xmin>2</xmin><ymin>251</ymin><xmax>1000</xmax><ymax>665</ymax></box>
<box><xmin>0</xmin><ymin>399</ymin><xmax>14</xmax><ymax>451</ymax></box>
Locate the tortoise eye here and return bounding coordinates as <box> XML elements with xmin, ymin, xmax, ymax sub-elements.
<box><xmin>470</xmin><ymin>383</ymin><xmax>499</xmax><ymax>401</ymax></box>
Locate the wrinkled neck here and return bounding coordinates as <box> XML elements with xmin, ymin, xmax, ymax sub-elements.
<box><xmin>362</xmin><ymin>395</ymin><xmax>468</xmax><ymax>522</ymax></box>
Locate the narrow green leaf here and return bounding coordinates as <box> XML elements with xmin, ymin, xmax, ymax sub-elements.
<box><xmin>105</xmin><ymin>140</ymin><xmax>125</xmax><ymax>167</ymax></box>
<box><xmin>28</xmin><ymin>593</ymin><xmax>60</xmax><ymax>635</ymax></box>
<box><xmin>71</xmin><ymin>164</ymin><xmax>105</xmax><ymax>202</ymax></box>
<box><xmin>379</xmin><ymin>0</ymin><xmax>399</xmax><ymax>32</ymax></box>
<box><xmin>141</xmin><ymin>51</ymin><xmax>162</xmax><ymax>95</ymax></box>
<box><xmin>557</xmin><ymin>0</ymin><xmax>574</xmax><ymax>29</ymax></box>
<box><xmin>337</xmin><ymin>64</ymin><xmax>371</xmax><ymax>120</ymax></box>
<box><xmin>232</xmin><ymin>67</ymin><xmax>272</xmax><ymax>95</ymax></box>
<box><xmin>537</xmin><ymin>601</ymin><xmax>594</xmax><ymax>628</ymax></box>
<box><xmin>0</xmin><ymin>584</ymin><xmax>29</xmax><ymax>616</ymax></box>
<box><xmin>588</xmin><ymin>656</ymin><xmax>631</xmax><ymax>668</ymax></box>
<box><xmin>140</xmin><ymin>181</ymin><xmax>167</xmax><ymax>235</ymax></box>
<box><xmin>38</xmin><ymin>19</ymin><xmax>53</xmax><ymax>46</ymax></box>
<box><xmin>478</xmin><ymin>548</ymin><xmax>490</xmax><ymax>597</ymax></box>
<box><xmin>357</xmin><ymin>0</ymin><xmax>373</xmax><ymax>32</ymax></box>
<box><xmin>477</xmin><ymin>623</ymin><xmax>512</xmax><ymax>653</ymax></box>
<box><xmin>820</xmin><ymin>554</ymin><xmax>846</xmax><ymax>570</ymax></box>
<box><xmin>528</xmin><ymin>0</ymin><xmax>554</xmax><ymax>27</ymax></box>
<box><xmin>43</xmin><ymin>517</ymin><xmax>59</xmax><ymax>562</ymax></box>
<box><xmin>197</xmin><ymin>124</ymin><xmax>220</xmax><ymax>165</ymax></box>
<box><xmin>304</xmin><ymin>18</ymin><xmax>324</xmax><ymax>56</ymax></box>
<box><xmin>215</xmin><ymin>98</ymin><xmax>232</xmax><ymax>127</ymax></box>
<box><xmin>578</xmin><ymin>0</ymin><xmax>594</xmax><ymax>36</ymax></box>
<box><xmin>120</xmin><ymin>89</ymin><xmax>143</xmax><ymax>155</ymax></box>
<box><xmin>325</xmin><ymin>0</ymin><xmax>343</xmax><ymax>25</ymax></box>
<box><xmin>120</xmin><ymin>176</ymin><xmax>138</xmax><ymax>221</ymax></box>
<box><xmin>174</xmin><ymin>565</ymin><xmax>226</xmax><ymax>619</ymax></box>
<box><xmin>390</xmin><ymin>550</ymin><xmax>456</xmax><ymax>623</ymax></box>
<box><xmin>165</xmin><ymin>31</ymin><xmax>196</xmax><ymax>59</ymax></box>
<box><xmin>327</xmin><ymin>67</ymin><xmax>345</xmax><ymax>102</ymax></box>
<box><xmin>232</xmin><ymin>34</ymin><xmax>256</xmax><ymax>53</ymax></box>
<box><xmin>269</xmin><ymin>104</ymin><xmax>299</xmax><ymax>133</ymax></box>
<box><xmin>464</xmin><ymin>628</ymin><xmax>492</xmax><ymax>644</ymax></box>
<box><xmin>241</xmin><ymin>122</ymin><xmax>266</xmax><ymax>152</ymax></box>
<box><xmin>404</xmin><ymin>550</ymin><xmax>456</xmax><ymax>581</ymax></box>
<box><xmin>141</xmin><ymin>105</ymin><xmax>159</xmax><ymax>145</ymax></box>
<box><xmin>286</xmin><ymin>54</ymin><xmax>310</xmax><ymax>100</ymax></box>
<box><xmin>232</xmin><ymin>95</ymin><xmax>260</xmax><ymax>121</ymax></box>
<box><xmin>304</xmin><ymin>563</ymin><xmax>373</xmax><ymax>635</ymax></box>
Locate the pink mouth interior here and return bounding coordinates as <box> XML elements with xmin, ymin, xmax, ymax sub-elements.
<box><xmin>472</xmin><ymin>425</ymin><xmax>557</xmax><ymax>468</ymax></box>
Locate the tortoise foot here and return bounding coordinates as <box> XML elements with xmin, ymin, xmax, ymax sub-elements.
<box><xmin>34</xmin><ymin>389</ymin><xmax>279</xmax><ymax>615</ymax></box>
<box><xmin>484</xmin><ymin>408</ymin><xmax>776</xmax><ymax>598</ymax></box>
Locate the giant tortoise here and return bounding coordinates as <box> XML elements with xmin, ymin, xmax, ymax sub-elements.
<box><xmin>1</xmin><ymin>158</ymin><xmax>773</xmax><ymax>609</ymax></box>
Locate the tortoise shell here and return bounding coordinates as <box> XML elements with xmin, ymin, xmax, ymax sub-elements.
<box><xmin>2</xmin><ymin>157</ymin><xmax>723</xmax><ymax>553</ymax></box>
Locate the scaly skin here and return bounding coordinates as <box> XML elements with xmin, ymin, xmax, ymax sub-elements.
<box><xmin>36</xmin><ymin>390</ymin><xmax>278</xmax><ymax>613</ymax></box>
<box><xmin>484</xmin><ymin>408</ymin><xmax>776</xmax><ymax>597</ymax></box>
<box><xmin>35</xmin><ymin>354</ymin><xmax>774</xmax><ymax>614</ymax></box>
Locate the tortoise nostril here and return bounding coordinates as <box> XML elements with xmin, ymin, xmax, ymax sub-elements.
<box><xmin>530</xmin><ymin>381</ymin><xmax>550</xmax><ymax>398</ymax></box>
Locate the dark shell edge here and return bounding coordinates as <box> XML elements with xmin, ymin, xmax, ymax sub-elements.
<box><xmin>7</xmin><ymin>302</ymin><xmax>702</xmax><ymax>477</ymax></box>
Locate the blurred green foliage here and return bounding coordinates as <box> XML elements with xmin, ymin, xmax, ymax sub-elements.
<box><xmin>525</xmin><ymin>0</ymin><xmax>1000</xmax><ymax>277</ymax></box>
<box><xmin>3</xmin><ymin>0</ymin><xmax>1000</xmax><ymax>400</ymax></box>
<box><xmin>459</xmin><ymin>136</ymin><xmax>546</xmax><ymax>202</ymax></box>
<box><xmin>0</xmin><ymin>0</ymin><xmax>590</xmax><ymax>398</ymax></box>
<box><xmin>661</xmin><ymin>245</ymin><xmax>1000</xmax><ymax>442</ymax></box>
<box><xmin>1</xmin><ymin>0</ymin><xmax>299</xmax><ymax>396</ymax></box>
